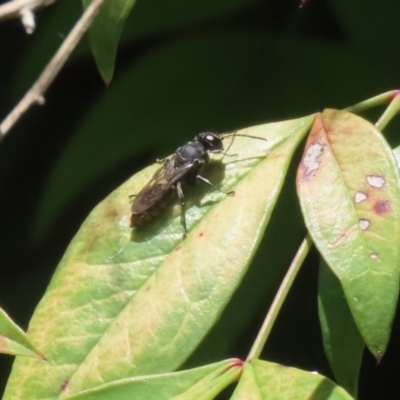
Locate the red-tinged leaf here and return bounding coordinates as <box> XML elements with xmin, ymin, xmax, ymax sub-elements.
<box><xmin>64</xmin><ymin>359</ymin><xmax>241</xmax><ymax>400</ymax></box>
<box><xmin>297</xmin><ymin>109</ymin><xmax>400</xmax><ymax>359</ymax></box>
<box><xmin>3</xmin><ymin>116</ymin><xmax>313</xmax><ymax>400</ymax></box>
<box><xmin>83</xmin><ymin>0</ymin><xmax>137</xmax><ymax>84</ymax></box>
<box><xmin>318</xmin><ymin>258</ymin><xmax>364</xmax><ymax>398</ymax></box>
<box><xmin>0</xmin><ymin>308</ymin><xmax>44</xmax><ymax>359</ymax></box>
<box><xmin>231</xmin><ymin>359</ymin><xmax>353</xmax><ymax>400</ymax></box>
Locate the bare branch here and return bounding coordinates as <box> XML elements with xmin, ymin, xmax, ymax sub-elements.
<box><xmin>0</xmin><ymin>0</ymin><xmax>104</xmax><ymax>141</ymax></box>
<box><xmin>20</xmin><ymin>6</ymin><xmax>36</xmax><ymax>34</ymax></box>
<box><xmin>0</xmin><ymin>0</ymin><xmax>54</xmax><ymax>22</ymax></box>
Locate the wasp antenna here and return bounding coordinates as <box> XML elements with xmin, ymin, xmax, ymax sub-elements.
<box><xmin>220</xmin><ymin>131</ymin><xmax>235</xmax><ymax>140</ymax></box>
<box><xmin>222</xmin><ymin>133</ymin><xmax>268</xmax><ymax>141</ymax></box>
<box><xmin>238</xmin><ymin>134</ymin><xmax>267</xmax><ymax>141</ymax></box>
<box><xmin>220</xmin><ymin>131</ymin><xmax>267</xmax><ymax>161</ymax></box>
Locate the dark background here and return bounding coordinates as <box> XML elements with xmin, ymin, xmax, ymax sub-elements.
<box><xmin>0</xmin><ymin>0</ymin><xmax>400</xmax><ymax>398</ymax></box>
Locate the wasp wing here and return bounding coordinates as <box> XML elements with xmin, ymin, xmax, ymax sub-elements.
<box><xmin>131</xmin><ymin>157</ymin><xmax>195</xmax><ymax>214</ymax></box>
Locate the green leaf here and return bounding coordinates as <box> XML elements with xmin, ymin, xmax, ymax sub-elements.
<box><xmin>231</xmin><ymin>359</ymin><xmax>353</xmax><ymax>400</ymax></box>
<box><xmin>318</xmin><ymin>258</ymin><xmax>364</xmax><ymax>398</ymax></box>
<box><xmin>82</xmin><ymin>0</ymin><xmax>138</xmax><ymax>84</ymax></box>
<box><xmin>0</xmin><ymin>308</ymin><xmax>44</xmax><ymax>359</ymax></box>
<box><xmin>3</xmin><ymin>116</ymin><xmax>312</xmax><ymax>400</ymax></box>
<box><xmin>64</xmin><ymin>359</ymin><xmax>241</xmax><ymax>400</ymax></box>
<box><xmin>297</xmin><ymin>109</ymin><xmax>400</xmax><ymax>359</ymax></box>
<box><xmin>393</xmin><ymin>145</ymin><xmax>400</xmax><ymax>169</ymax></box>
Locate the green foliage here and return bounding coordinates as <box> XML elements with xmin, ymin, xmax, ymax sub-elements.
<box><xmin>297</xmin><ymin>110</ymin><xmax>400</xmax><ymax>358</ymax></box>
<box><xmin>0</xmin><ymin>310</ymin><xmax>43</xmax><ymax>360</ymax></box>
<box><xmin>231</xmin><ymin>360</ymin><xmax>352</xmax><ymax>400</ymax></box>
<box><xmin>1</xmin><ymin>1</ymin><xmax>400</xmax><ymax>399</ymax></box>
<box><xmin>318</xmin><ymin>259</ymin><xmax>364</xmax><ymax>398</ymax></box>
<box><xmin>2</xmin><ymin>118</ymin><xmax>312</xmax><ymax>399</ymax></box>
<box><xmin>82</xmin><ymin>0</ymin><xmax>137</xmax><ymax>84</ymax></box>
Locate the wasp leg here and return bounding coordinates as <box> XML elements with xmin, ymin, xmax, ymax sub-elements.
<box><xmin>196</xmin><ymin>175</ymin><xmax>235</xmax><ymax>196</ymax></box>
<box><xmin>176</xmin><ymin>181</ymin><xmax>188</xmax><ymax>238</ymax></box>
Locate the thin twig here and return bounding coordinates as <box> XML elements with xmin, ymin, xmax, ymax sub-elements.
<box><xmin>375</xmin><ymin>93</ymin><xmax>400</xmax><ymax>132</ymax></box>
<box><xmin>0</xmin><ymin>0</ymin><xmax>54</xmax><ymax>21</ymax></box>
<box><xmin>0</xmin><ymin>0</ymin><xmax>104</xmax><ymax>141</ymax></box>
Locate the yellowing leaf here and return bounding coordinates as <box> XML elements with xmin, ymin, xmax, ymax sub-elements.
<box><xmin>297</xmin><ymin>109</ymin><xmax>400</xmax><ymax>359</ymax></box>
<box><xmin>4</xmin><ymin>117</ymin><xmax>312</xmax><ymax>400</ymax></box>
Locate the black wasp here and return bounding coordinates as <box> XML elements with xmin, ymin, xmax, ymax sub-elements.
<box><xmin>130</xmin><ymin>132</ymin><xmax>267</xmax><ymax>237</ymax></box>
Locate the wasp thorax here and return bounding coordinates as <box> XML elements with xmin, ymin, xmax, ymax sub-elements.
<box><xmin>175</xmin><ymin>142</ymin><xmax>206</xmax><ymax>167</ymax></box>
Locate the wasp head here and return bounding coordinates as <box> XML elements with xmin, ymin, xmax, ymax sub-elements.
<box><xmin>196</xmin><ymin>132</ymin><xmax>224</xmax><ymax>153</ymax></box>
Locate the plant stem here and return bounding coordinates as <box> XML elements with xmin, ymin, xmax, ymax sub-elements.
<box><xmin>246</xmin><ymin>234</ymin><xmax>313</xmax><ymax>362</ymax></box>
<box><xmin>344</xmin><ymin>90</ymin><xmax>400</xmax><ymax>114</ymax></box>
<box><xmin>375</xmin><ymin>92</ymin><xmax>400</xmax><ymax>131</ymax></box>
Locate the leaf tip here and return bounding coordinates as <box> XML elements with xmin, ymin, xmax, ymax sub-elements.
<box><xmin>103</xmin><ymin>75</ymin><xmax>113</xmax><ymax>87</ymax></box>
<box><xmin>230</xmin><ymin>358</ymin><xmax>244</xmax><ymax>368</ymax></box>
<box><xmin>375</xmin><ymin>350</ymin><xmax>384</xmax><ymax>365</ymax></box>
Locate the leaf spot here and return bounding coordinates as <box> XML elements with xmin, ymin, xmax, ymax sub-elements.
<box><xmin>60</xmin><ymin>378</ymin><xmax>69</xmax><ymax>392</ymax></box>
<box><xmin>370</xmin><ymin>253</ymin><xmax>378</xmax><ymax>259</ymax></box>
<box><xmin>354</xmin><ymin>191</ymin><xmax>367</xmax><ymax>203</ymax></box>
<box><xmin>373</xmin><ymin>199</ymin><xmax>391</xmax><ymax>215</ymax></box>
<box><xmin>358</xmin><ymin>219</ymin><xmax>370</xmax><ymax>231</ymax></box>
<box><xmin>303</xmin><ymin>142</ymin><xmax>325</xmax><ymax>177</ymax></box>
<box><xmin>366</xmin><ymin>175</ymin><xmax>386</xmax><ymax>188</ymax></box>
<box><xmin>106</xmin><ymin>209</ymin><xmax>119</xmax><ymax>217</ymax></box>
<box><xmin>118</xmin><ymin>215</ymin><xmax>130</xmax><ymax>229</ymax></box>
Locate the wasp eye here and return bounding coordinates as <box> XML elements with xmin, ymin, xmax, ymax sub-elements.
<box><xmin>206</xmin><ymin>135</ymin><xmax>215</xmax><ymax>141</ymax></box>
